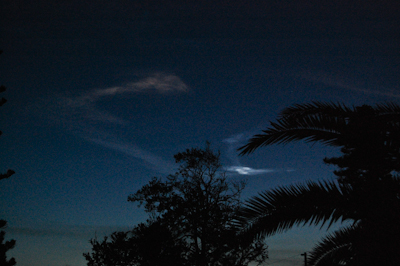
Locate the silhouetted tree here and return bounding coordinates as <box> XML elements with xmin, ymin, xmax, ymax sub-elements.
<box><xmin>237</xmin><ymin>102</ymin><xmax>400</xmax><ymax>266</ymax></box>
<box><xmin>0</xmin><ymin>220</ymin><xmax>15</xmax><ymax>266</ymax></box>
<box><xmin>129</xmin><ymin>143</ymin><xmax>267</xmax><ymax>266</ymax></box>
<box><xmin>128</xmin><ymin>220</ymin><xmax>189</xmax><ymax>266</ymax></box>
<box><xmin>0</xmin><ymin>52</ymin><xmax>15</xmax><ymax>182</ymax></box>
<box><xmin>85</xmin><ymin>144</ymin><xmax>268</xmax><ymax>266</ymax></box>
<box><xmin>84</xmin><ymin>219</ymin><xmax>188</xmax><ymax>266</ymax></box>
<box><xmin>0</xmin><ymin>51</ymin><xmax>16</xmax><ymax>266</ymax></box>
<box><xmin>84</xmin><ymin>231</ymin><xmax>136</xmax><ymax>266</ymax></box>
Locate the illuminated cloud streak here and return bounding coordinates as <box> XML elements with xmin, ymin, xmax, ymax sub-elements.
<box><xmin>78</xmin><ymin>73</ymin><xmax>188</xmax><ymax>103</ymax></box>
<box><xmin>60</xmin><ymin>73</ymin><xmax>189</xmax><ymax>124</ymax></box>
<box><xmin>225</xmin><ymin>166</ymin><xmax>277</xmax><ymax>175</ymax></box>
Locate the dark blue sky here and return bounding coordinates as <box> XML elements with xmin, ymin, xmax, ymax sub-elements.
<box><xmin>1</xmin><ymin>1</ymin><xmax>399</xmax><ymax>265</ymax></box>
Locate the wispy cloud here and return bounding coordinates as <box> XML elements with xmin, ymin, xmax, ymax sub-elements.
<box><xmin>50</xmin><ymin>72</ymin><xmax>188</xmax><ymax>174</ymax></box>
<box><xmin>67</xmin><ymin>73</ymin><xmax>188</xmax><ymax>106</ymax></box>
<box><xmin>87</xmin><ymin>137</ymin><xmax>176</xmax><ymax>174</ymax></box>
<box><xmin>299</xmin><ymin>70</ymin><xmax>400</xmax><ymax>98</ymax></box>
<box><xmin>60</xmin><ymin>73</ymin><xmax>189</xmax><ymax>124</ymax></box>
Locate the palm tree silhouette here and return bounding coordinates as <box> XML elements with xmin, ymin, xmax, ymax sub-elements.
<box><xmin>237</xmin><ymin>102</ymin><xmax>400</xmax><ymax>266</ymax></box>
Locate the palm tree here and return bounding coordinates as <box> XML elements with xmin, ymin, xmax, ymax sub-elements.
<box><xmin>236</xmin><ymin>176</ymin><xmax>400</xmax><ymax>266</ymax></box>
<box><xmin>237</xmin><ymin>102</ymin><xmax>400</xmax><ymax>266</ymax></box>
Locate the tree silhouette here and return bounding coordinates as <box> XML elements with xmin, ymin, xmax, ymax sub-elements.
<box><xmin>0</xmin><ymin>50</ymin><xmax>16</xmax><ymax>266</ymax></box>
<box><xmin>85</xmin><ymin>144</ymin><xmax>268</xmax><ymax>266</ymax></box>
<box><xmin>0</xmin><ymin>220</ymin><xmax>16</xmax><ymax>266</ymax></box>
<box><xmin>0</xmin><ymin>59</ymin><xmax>15</xmax><ymax>181</ymax></box>
<box><xmin>84</xmin><ymin>220</ymin><xmax>188</xmax><ymax>266</ymax></box>
<box><xmin>129</xmin><ymin>143</ymin><xmax>267</xmax><ymax>266</ymax></box>
<box><xmin>237</xmin><ymin>102</ymin><xmax>400</xmax><ymax>266</ymax></box>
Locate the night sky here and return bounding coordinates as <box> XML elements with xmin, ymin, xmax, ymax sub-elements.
<box><xmin>1</xmin><ymin>1</ymin><xmax>399</xmax><ymax>265</ymax></box>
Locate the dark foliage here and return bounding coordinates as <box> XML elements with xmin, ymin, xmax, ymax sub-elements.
<box><xmin>237</xmin><ymin>102</ymin><xmax>400</xmax><ymax>266</ymax></box>
<box><xmin>85</xmin><ymin>144</ymin><xmax>268</xmax><ymax>266</ymax></box>
<box><xmin>0</xmin><ymin>52</ymin><xmax>15</xmax><ymax>181</ymax></box>
<box><xmin>83</xmin><ymin>220</ymin><xmax>187</xmax><ymax>266</ymax></box>
<box><xmin>128</xmin><ymin>143</ymin><xmax>268</xmax><ymax>266</ymax></box>
<box><xmin>0</xmin><ymin>221</ymin><xmax>16</xmax><ymax>266</ymax></box>
<box><xmin>0</xmin><ymin>52</ymin><xmax>16</xmax><ymax>265</ymax></box>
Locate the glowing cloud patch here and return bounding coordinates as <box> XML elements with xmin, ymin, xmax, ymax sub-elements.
<box><xmin>225</xmin><ymin>166</ymin><xmax>277</xmax><ymax>175</ymax></box>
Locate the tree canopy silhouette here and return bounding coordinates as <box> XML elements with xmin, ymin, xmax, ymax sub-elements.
<box><xmin>84</xmin><ymin>219</ymin><xmax>188</xmax><ymax>266</ymax></box>
<box><xmin>237</xmin><ymin>102</ymin><xmax>400</xmax><ymax>266</ymax></box>
<box><xmin>85</xmin><ymin>143</ymin><xmax>268</xmax><ymax>266</ymax></box>
<box><xmin>0</xmin><ymin>220</ymin><xmax>16</xmax><ymax>266</ymax></box>
<box><xmin>0</xmin><ymin>50</ymin><xmax>16</xmax><ymax>266</ymax></box>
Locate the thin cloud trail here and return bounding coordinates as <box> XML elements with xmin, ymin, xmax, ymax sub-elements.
<box><xmin>60</xmin><ymin>73</ymin><xmax>189</xmax><ymax>124</ymax></box>
<box><xmin>49</xmin><ymin>73</ymin><xmax>189</xmax><ymax>174</ymax></box>
<box><xmin>298</xmin><ymin>70</ymin><xmax>400</xmax><ymax>98</ymax></box>
<box><xmin>87</xmin><ymin>137</ymin><xmax>176</xmax><ymax>174</ymax></box>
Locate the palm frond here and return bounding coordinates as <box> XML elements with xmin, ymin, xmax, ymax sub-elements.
<box><xmin>308</xmin><ymin>224</ymin><xmax>358</xmax><ymax>266</ymax></box>
<box><xmin>239</xmin><ymin>102</ymin><xmax>400</xmax><ymax>155</ymax></box>
<box><xmin>280</xmin><ymin>101</ymin><xmax>354</xmax><ymax>119</ymax></box>
<box><xmin>236</xmin><ymin>180</ymin><xmax>353</xmax><ymax>239</ymax></box>
<box><xmin>238</xmin><ymin>114</ymin><xmax>346</xmax><ymax>155</ymax></box>
<box><xmin>374</xmin><ymin>102</ymin><xmax>400</xmax><ymax>114</ymax></box>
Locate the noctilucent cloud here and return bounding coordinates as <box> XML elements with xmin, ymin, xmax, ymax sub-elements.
<box><xmin>1</xmin><ymin>1</ymin><xmax>399</xmax><ymax>265</ymax></box>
